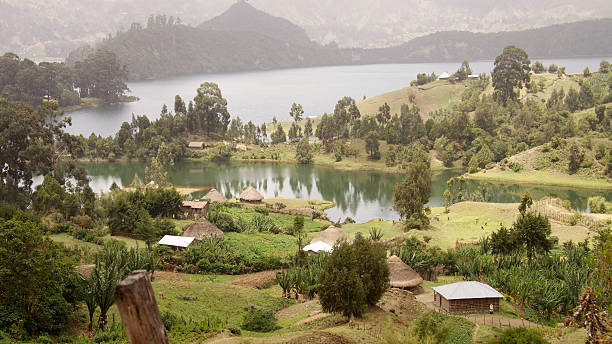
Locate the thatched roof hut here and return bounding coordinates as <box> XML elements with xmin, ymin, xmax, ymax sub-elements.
<box><xmin>202</xmin><ymin>188</ymin><xmax>227</xmax><ymax>203</ymax></box>
<box><xmin>387</xmin><ymin>255</ymin><xmax>423</xmax><ymax>289</ymax></box>
<box><xmin>182</xmin><ymin>201</ymin><xmax>208</xmax><ymax>210</ymax></box>
<box><xmin>188</xmin><ymin>141</ymin><xmax>204</xmax><ymax>149</ymax></box>
<box><xmin>183</xmin><ymin>218</ymin><xmax>224</xmax><ymax>240</ymax></box>
<box><xmin>310</xmin><ymin>226</ymin><xmax>349</xmax><ymax>247</ymax></box>
<box><xmin>239</xmin><ymin>186</ymin><xmax>264</xmax><ymax>203</ymax></box>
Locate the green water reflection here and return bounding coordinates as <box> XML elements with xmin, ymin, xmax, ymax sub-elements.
<box><xmin>81</xmin><ymin>161</ymin><xmax>612</xmax><ymax>223</ymax></box>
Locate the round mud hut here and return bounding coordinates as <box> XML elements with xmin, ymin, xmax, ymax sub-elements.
<box><xmin>309</xmin><ymin>226</ymin><xmax>349</xmax><ymax>247</ymax></box>
<box><xmin>182</xmin><ymin>217</ymin><xmax>224</xmax><ymax>240</ymax></box>
<box><xmin>239</xmin><ymin>186</ymin><xmax>264</xmax><ymax>203</ymax></box>
<box><xmin>387</xmin><ymin>255</ymin><xmax>423</xmax><ymax>289</ymax></box>
<box><xmin>201</xmin><ymin>188</ymin><xmax>227</xmax><ymax>203</ymax></box>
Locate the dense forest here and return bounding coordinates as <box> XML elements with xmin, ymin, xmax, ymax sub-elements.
<box><xmin>65</xmin><ymin>5</ymin><xmax>612</xmax><ymax>81</ymax></box>
<box><xmin>0</xmin><ymin>50</ymin><xmax>128</xmax><ymax>107</ymax></box>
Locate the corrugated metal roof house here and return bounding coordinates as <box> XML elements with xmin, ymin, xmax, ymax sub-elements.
<box><xmin>158</xmin><ymin>235</ymin><xmax>195</xmax><ymax>249</ymax></box>
<box><xmin>432</xmin><ymin>281</ymin><xmax>504</xmax><ymax>314</ymax></box>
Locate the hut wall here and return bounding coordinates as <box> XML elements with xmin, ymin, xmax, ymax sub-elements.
<box><xmin>443</xmin><ymin>297</ymin><xmax>500</xmax><ymax>314</ymax></box>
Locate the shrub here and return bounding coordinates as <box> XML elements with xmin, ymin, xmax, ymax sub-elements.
<box><xmin>570</xmin><ymin>213</ymin><xmax>582</xmax><ymax>226</ymax></box>
<box><xmin>161</xmin><ymin>311</ymin><xmax>185</xmax><ymax>331</ymax></box>
<box><xmin>241</xmin><ymin>307</ymin><xmax>278</xmax><ymax>332</ymax></box>
<box><xmin>53</xmin><ymin>222</ymin><xmax>72</xmax><ymax>233</ymax></box>
<box><xmin>411</xmin><ymin>311</ymin><xmax>474</xmax><ymax>344</ymax></box>
<box><xmin>274</xmin><ymin>202</ymin><xmax>286</xmax><ymax>210</ymax></box>
<box><xmin>343</xmin><ymin>217</ymin><xmax>356</xmax><ymax>224</ymax></box>
<box><xmin>488</xmin><ymin>327</ymin><xmax>549</xmax><ymax>344</ymax></box>
<box><xmin>73</xmin><ymin>215</ymin><xmax>93</xmax><ymax>228</ymax></box>
<box><xmin>254</xmin><ymin>207</ymin><xmax>269</xmax><ymax>216</ymax></box>
<box><xmin>508</xmin><ymin>161</ymin><xmax>522</xmax><ymax>172</ymax></box>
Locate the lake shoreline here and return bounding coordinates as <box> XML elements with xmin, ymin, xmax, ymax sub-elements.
<box><xmin>59</xmin><ymin>95</ymin><xmax>139</xmax><ymax>114</ymax></box>
<box><xmin>465</xmin><ymin>170</ymin><xmax>612</xmax><ymax>190</ymax></box>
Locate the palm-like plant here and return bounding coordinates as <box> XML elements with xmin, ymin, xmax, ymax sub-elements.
<box><xmin>79</xmin><ymin>274</ymin><xmax>97</xmax><ymax>331</ymax></box>
<box><xmin>91</xmin><ymin>257</ymin><xmax>125</xmax><ymax>329</ymax></box>
<box><xmin>369</xmin><ymin>227</ymin><xmax>383</xmax><ymax>241</ymax></box>
<box><xmin>276</xmin><ymin>270</ymin><xmax>294</xmax><ymax>298</ymax></box>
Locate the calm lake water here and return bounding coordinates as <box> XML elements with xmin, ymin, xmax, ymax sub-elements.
<box><xmin>65</xmin><ymin>58</ymin><xmax>610</xmax><ymax>137</ymax></box>
<box><xmin>80</xmin><ymin>161</ymin><xmax>612</xmax><ymax>223</ymax></box>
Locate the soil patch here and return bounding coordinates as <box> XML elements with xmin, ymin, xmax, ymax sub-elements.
<box><xmin>228</xmin><ymin>270</ymin><xmax>279</xmax><ymax>289</ymax></box>
<box><xmin>276</xmin><ymin>300</ymin><xmax>320</xmax><ymax>319</ymax></box>
<box><xmin>286</xmin><ymin>331</ymin><xmax>355</xmax><ymax>344</ymax></box>
<box><xmin>377</xmin><ymin>288</ymin><xmax>426</xmax><ymax>322</ymax></box>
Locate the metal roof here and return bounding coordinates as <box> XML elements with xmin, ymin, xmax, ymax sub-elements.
<box><xmin>432</xmin><ymin>281</ymin><xmax>504</xmax><ymax>300</ymax></box>
<box><xmin>303</xmin><ymin>241</ymin><xmax>333</xmax><ymax>253</ymax></box>
<box><xmin>158</xmin><ymin>235</ymin><xmax>195</xmax><ymax>248</ymax></box>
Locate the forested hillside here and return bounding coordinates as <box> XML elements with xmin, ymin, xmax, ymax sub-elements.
<box><xmin>363</xmin><ymin>19</ymin><xmax>612</xmax><ymax>63</ymax></box>
<box><xmin>66</xmin><ymin>15</ymin><xmax>345</xmax><ymax>81</ymax></box>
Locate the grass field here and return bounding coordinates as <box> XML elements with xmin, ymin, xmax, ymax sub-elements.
<box><xmin>221</xmin><ymin>206</ymin><xmax>327</xmax><ymax>233</ymax></box>
<box><xmin>340</xmin><ymin>219</ymin><xmax>404</xmax><ymax>240</ymax></box>
<box><xmin>50</xmin><ymin>233</ymin><xmax>147</xmax><ymax>250</ymax></box>
<box><xmin>261</xmin><ymin>197</ymin><xmax>334</xmax><ymax>211</ymax></box>
<box><xmin>411</xmin><ymin>202</ymin><xmax>592</xmax><ymax>249</ymax></box>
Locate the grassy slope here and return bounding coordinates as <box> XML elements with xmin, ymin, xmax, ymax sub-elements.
<box><xmin>470</xmin><ymin>138</ymin><xmax>612</xmax><ymax>189</ymax></box>
<box><xmin>335</xmin><ymin>202</ymin><xmax>592</xmax><ymax>249</ymax></box>
<box><xmin>415</xmin><ymin>202</ymin><xmax>591</xmax><ymax>249</ymax></box>
<box><xmin>356</xmin><ymin>79</ymin><xmax>465</xmax><ymax>119</ymax></box>
<box><xmin>50</xmin><ymin>233</ymin><xmax>146</xmax><ymax>250</ymax></box>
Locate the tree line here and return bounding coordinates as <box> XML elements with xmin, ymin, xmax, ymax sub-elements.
<box><xmin>0</xmin><ymin>50</ymin><xmax>128</xmax><ymax>107</ymax></box>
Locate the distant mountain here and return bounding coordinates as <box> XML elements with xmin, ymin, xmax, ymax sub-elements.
<box><xmin>361</xmin><ymin>19</ymin><xmax>612</xmax><ymax>62</ymax></box>
<box><xmin>252</xmin><ymin>0</ymin><xmax>612</xmax><ymax>48</ymax></box>
<box><xmin>66</xmin><ymin>20</ymin><xmax>346</xmax><ymax>80</ymax></box>
<box><xmin>65</xmin><ymin>8</ymin><xmax>612</xmax><ymax>81</ymax></box>
<box><xmin>2</xmin><ymin>0</ymin><xmax>612</xmax><ymax>60</ymax></box>
<box><xmin>198</xmin><ymin>1</ymin><xmax>312</xmax><ymax>47</ymax></box>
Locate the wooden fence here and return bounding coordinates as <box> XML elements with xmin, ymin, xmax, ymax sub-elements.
<box><xmin>529</xmin><ymin>198</ymin><xmax>606</xmax><ymax>230</ymax></box>
<box><xmin>435</xmin><ymin>307</ymin><xmax>546</xmax><ymax>329</ymax></box>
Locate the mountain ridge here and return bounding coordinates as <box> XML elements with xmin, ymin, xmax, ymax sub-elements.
<box><xmin>198</xmin><ymin>1</ymin><xmax>313</xmax><ymax>47</ymax></box>
<box><xmin>2</xmin><ymin>0</ymin><xmax>612</xmax><ymax>59</ymax></box>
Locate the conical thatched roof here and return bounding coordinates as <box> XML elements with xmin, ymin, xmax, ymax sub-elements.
<box><xmin>202</xmin><ymin>188</ymin><xmax>227</xmax><ymax>203</ymax></box>
<box><xmin>239</xmin><ymin>186</ymin><xmax>264</xmax><ymax>202</ymax></box>
<box><xmin>387</xmin><ymin>255</ymin><xmax>423</xmax><ymax>288</ymax></box>
<box><xmin>183</xmin><ymin>218</ymin><xmax>224</xmax><ymax>240</ymax></box>
<box><xmin>310</xmin><ymin>226</ymin><xmax>349</xmax><ymax>247</ymax></box>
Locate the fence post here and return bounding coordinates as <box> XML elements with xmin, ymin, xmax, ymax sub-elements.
<box><xmin>115</xmin><ymin>270</ymin><xmax>169</xmax><ymax>344</ymax></box>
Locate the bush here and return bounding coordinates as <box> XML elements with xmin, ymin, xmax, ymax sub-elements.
<box><xmin>508</xmin><ymin>161</ymin><xmax>522</xmax><ymax>172</ymax></box>
<box><xmin>161</xmin><ymin>311</ymin><xmax>185</xmax><ymax>331</ymax></box>
<box><xmin>488</xmin><ymin>327</ymin><xmax>549</xmax><ymax>344</ymax></box>
<box><xmin>570</xmin><ymin>213</ymin><xmax>582</xmax><ymax>226</ymax></box>
<box><xmin>241</xmin><ymin>307</ymin><xmax>278</xmax><ymax>332</ymax></box>
<box><xmin>254</xmin><ymin>207</ymin><xmax>269</xmax><ymax>216</ymax></box>
<box><xmin>411</xmin><ymin>311</ymin><xmax>474</xmax><ymax>344</ymax></box>
<box><xmin>73</xmin><ymin>215</ymin><xmax>93</xmax><ymax>228</ymax></box>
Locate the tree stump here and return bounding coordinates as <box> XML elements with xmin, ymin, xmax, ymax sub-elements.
<box><xmin>115</xmin><ymin>270</ymin><xmax>169</xmax><ymax>344</ymax></box>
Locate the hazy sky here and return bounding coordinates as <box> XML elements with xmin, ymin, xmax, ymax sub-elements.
<box><xmin>2</xmin><ymin>0</ymin><xmax>612</xmax><ymax>57</ymax></box>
